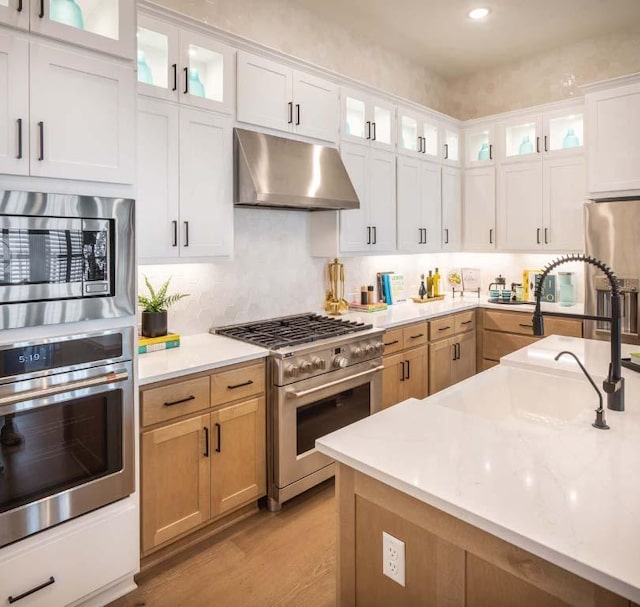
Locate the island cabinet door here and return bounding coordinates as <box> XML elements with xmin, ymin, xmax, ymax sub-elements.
<box><xmin>210</xmin><ymin>397</ymin><xmax>266</xmax><ymax>518</ymax></box>
<box><xmin>453</xmin><ymin>331</ymin><xmax>476</xmax><ymax>384</ymax></box>
<box><xmin>382</xmin><ymin>352</ymin><xmax>403</xmax><ymax>409</ymax></box>
<box><xmin>142</xmin><ymin>415</ymin><xmax>211</xmax><ymax>553</ymax></box>
<box><xmin>428</xmin><ymin>338</ymin><xmax>454</xmax><ymax>394</ymax></box>
<box><xmin>401</xmin><ymin>346</ymin><xmax>428</xmax><ymax>401</ymax></box>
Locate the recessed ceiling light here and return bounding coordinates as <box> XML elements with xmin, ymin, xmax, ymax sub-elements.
<box><xmin>468</xmin><ymin>7</ymin><xmax>491</xmax><ymax>20</ymax></box>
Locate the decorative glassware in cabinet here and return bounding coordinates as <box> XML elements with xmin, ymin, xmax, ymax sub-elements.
<box><xmin>468</xmin><ymin>130</ymin><xmax>490</xmax><ymax>162</ymax></box>
<box><xmin>505</xmin><ymin>122</ymin><xmax>536</xmax><ymax>157</ymax></box>
<box><xmin>445</xmin><ymin>130</ymin><xmax>459</xmax><ymax>161</ymax></box>
<box><xmin>423</xmin><ymin>122</ymin><xmax>438</xmax><ymax>156</ymax></box>
<box><xmin>137</xmin><ymin>27</ymin><xmax>169</xmax><ymax>89</ymax></box>
<box><xmin>548</xmin><ymin>113</ymin><xmax>583</xmax><ymax>151</ymax></box>
<box><xmin>49</xmin><ymin>0</ymin><xmax>119</xmax><ymax>40</ymax></box>
<box><xmin>373</xmin><ymin>105</ymin><xmax>391</xmax><ymax>146</ymax></box>
<box><xmin>401</xmin><ymin>115</ymin><xmax>418</xmax><ymax>152</ymax></box>
<box><xmin>345</xmin><ymin>97</ymin><xmax>366</xmax><ymax>138</ymax></box>
<box><xmin>188</xmin><ymin>45</ymin><xmax>224</xmax><ymax>102</ymax></box>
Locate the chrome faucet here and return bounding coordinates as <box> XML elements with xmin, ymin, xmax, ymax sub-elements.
<box><xmin>532</xmin><ymin>254</ymin><xmax>625</xmax><ymax>412</ymax></box>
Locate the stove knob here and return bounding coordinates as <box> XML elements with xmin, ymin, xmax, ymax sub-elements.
<box><xmin>312</xmin><ymin>357</ymin><xmax>326</xmax><ymax>370</ymax></box>
<box><xmin>375</xmin><ymin>341</ymin><xmax>385</xmax><ymax>352</ymax></box>
<box><xmin>352</xmin><ymin>346</ymin><xmax>363</xmax><ymax>359</ymax></box>
<box><xmin>333</xmin><ymin>356</ymin><xmax>349</xmax><ymax>369</ymax></box>
<box><xmin>299</xmin><ymin>360</ymin><xmax>312</xmax><ymax>373</ymax></box>
<box><xmin>285</xmin><ymin>364</ymin><xmax>299</xmax><ymax>378</ymax></box>
<box><xmin>365</xmin><ymin>344</ymin><xmax>375</xmax><ymax>356</ymax></box>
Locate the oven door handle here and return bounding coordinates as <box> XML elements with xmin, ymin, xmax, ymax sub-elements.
<box><xmin>285</xmin><ymin>365</ymin><xmax>384</xmax><ymax>399</ymax></box>
<box><xmin>0</xmin><ymin>370</ymin><xmax>129</xmax><ymax>409</ymax></box>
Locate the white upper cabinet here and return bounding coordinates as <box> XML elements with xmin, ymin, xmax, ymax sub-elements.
<box><xmin>442</xmin><ymin>124</ymin><xmax>460</xmax><ymax>166</ymax></box>
<box><xmin>28</xmin><ymin>0</ymin><xmax>135</xmax><ymax>58</ymax></box>
<box><xmin>342</xmin><ymin>88</ymin><xmax>395</xmax><ymax>151</ymax></box>
<box><xmin>397</xmin><ymin>108</ymin><xmax>439</xmax><ymax>161</ymax></box>
<box><xmin>465</xmin><ymin>123</ymin><xmax>496</xmax><ymax>167</ymax></box>
<box><xmin>0</xmin><ymin>29</ymin><xmax>29</xmax><ymax>175</ymax></box>
<box><xmin>585</xmin><ymin>77</ymin><xmax>640</xmax><ymax>197</ymax></box>
<box><xmin>501</xmin><ymin>113</ymin><xmax>542</xmax><ymax>163</ymax></box>
<box><xmin>237</xmin><ymin>51</ymin><xmax>338</xmax><ymax>142</ymax></box>
<box><xmin>0</xmin><ymin>0</ymin><xmax>29</xmax><ymax>29</ymax></box>
<box><xmin>441</xmin><ymin>166</ymin><xmax>462</xmax><ymax>250</ymax></box>
<box><xmin>463</xmin><ymin>167</ymin><xmax>496</xmax><ymax>251</ymax></box>
<box><xmin>137</xmin><ymin>15</ymin><xmax>235</xmax><ymax>114</ymax></box>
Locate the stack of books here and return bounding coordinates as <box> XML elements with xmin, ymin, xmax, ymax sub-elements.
<box><xmin>138</xmin><ymin>333</ymin><xmax>181</xmax><ymax>354</ymax></box>
<box><xmin>348</xmin><ymin>302</ymin><xmax>388</xmax><ymax>313</ymax></box>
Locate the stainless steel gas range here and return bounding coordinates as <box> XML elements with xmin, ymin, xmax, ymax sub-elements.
<box><xmin>214</xmin><ymin>313</ymin><xmax>384</xmax><ymax>511</ymax></box>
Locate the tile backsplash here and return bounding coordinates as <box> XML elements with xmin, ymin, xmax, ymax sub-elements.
<box><xmin>139</xmin><ymin>209</ymin><xmax>585</xmax><ymax>336</ymax></box>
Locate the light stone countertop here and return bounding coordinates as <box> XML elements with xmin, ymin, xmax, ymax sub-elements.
<box><xmin>316</xmin><ymin>336</ymin><xmax>640</xmax><ymax>602</ymax></box>
<box><xmin>137</xmin><ymin>334</ymin><xmax>269</xmax><ymax>386</ymax></box>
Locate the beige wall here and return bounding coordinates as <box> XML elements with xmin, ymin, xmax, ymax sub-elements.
<box><xmin>448</xmin><ymin>27</ymin><xmax>640</xmax><ymax>120</ymax></box>
<box><xmin>156</xmin><ymin>0</ymin><xmax>450</xmax><ymax>114</ymax></box>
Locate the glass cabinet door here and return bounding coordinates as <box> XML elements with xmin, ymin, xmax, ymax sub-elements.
<box><xmin>0</xmin><ymin>0</ymin><xmax>29</xmax><ymax>30</ymax></box>
<box><xmin>503</xmin><ymin>115</ymin><xmax>542</xmax><ymax>162</ymax></box>
<box><xmin>422</xmin><ymin>119</ymin><xmax>439</xmax><ymax>159</ymax></box>
<box><xmin>398</xmin><ymin>112</ymin><xmax>420</xmax><ymax>155</ymax></box>
<box><xmin>137</xmin><ymin>15</ymin><xmax>180</xmax><ymax>101</ymax></box>
<box><xmin>342</xmin><ymin>92</ymin><xmax>368</xmax><ymax>143</ymax></box>
<box><xmin>544</xmin><ymin>110</ymin><xmax>584</xmax><ymax>155</ymax></box>
<box><xmin>372</xmin><ymin>102</ymin><xmax>395</xmax><ymax>151</ymax></box>
<box><xmin>180</xmin><ymin>32</ymin><xmax>235</xmax><ymax>114</ymax></box>
<box><xmin>30</xmin><ymin>0</ymin><xmax>135</xmax><ymax>58</ymax></box>
<box><xmin>465</xmin><ymin>125</ymin><xmax>494</xmax><ymax>166</ymax></box>
<box><xmin>443</xmin><ymin>127</ymin><xmax>460</xmax><ymax>165</ymax></box>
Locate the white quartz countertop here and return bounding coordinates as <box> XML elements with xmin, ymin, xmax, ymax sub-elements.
<box><xmin>137</xmin><ymin>334</ymin><xmax>269</xmax><ymax>386</ymax></box>
<box><xmin>316</xmin><ymin>337</ymin><xmax>640</xmax><ymax>602</ymax></box>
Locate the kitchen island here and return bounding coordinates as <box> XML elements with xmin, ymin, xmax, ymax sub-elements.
<box><xmin>316</xmin><ymin>336</ymin><xmax>640</xmax><ymax>607</ymax></box>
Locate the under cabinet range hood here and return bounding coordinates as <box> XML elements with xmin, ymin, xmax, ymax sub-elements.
<box><xmin>234</xmin><ymin>128</ymin><xmax>359</xmax><ymax>211</ymax></box>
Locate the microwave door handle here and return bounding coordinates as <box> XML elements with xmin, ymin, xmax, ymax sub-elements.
<box><xmin>0</xmin><ymin>370</ymin><xmax>129</xmax><ymax>411</ymax></box>
<box><xmin>285</xmin><ymin>365</ymin><xmax>384</xmax><ymax>399</ymax></box>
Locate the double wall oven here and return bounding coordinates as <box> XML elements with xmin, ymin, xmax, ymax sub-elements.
<box><xmin>0</xmin><ymin>191</ymin><xmax>136</xmax><ymax>547</ymax></box>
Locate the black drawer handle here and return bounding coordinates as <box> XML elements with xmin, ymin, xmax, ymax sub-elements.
<box><xmin>409</xmin><ymin>333</ymin><xmax>424</xmax><ymax>339</ymax></box>
<box><xmin>519</xmin><ymin>323</ymin><xmax>534</xmax><ymax>328</ymax></box>
<box><xmin>9</xmin><ymin>577</ymin><xmax>55</xmax><ymax>604</ymax></box>
<box><xmin>384</xmin><ymin>340</ymin><xmax>399</xmax><ymax>347</ymax></box>
<box><xmin>461</xmin><ymin>320</ymin><xmax>473</xmax><ymax>325</ymax></box>
<box><xmin>215</xmin><ymin>422</ymin><xmax>221</xmax><ymax>452</ymax></box>
<box><xmin>438</xmin><ymin>326</ymin><xmax>451</xmax><ymax>331</ymax></box>
<box><xmin>164</xmin><ymin>395</ymin><xmax>195</xmax><ymax>407</ymax></box>
<box><xmin>203</xmin><ymin>426</ymin><xmax>209</xmax><ymax>457</ymax></box>
<box><xmin>227</xmin><ymin>379</ymin><xmax>253</xmax><ymax>390</ymax></box>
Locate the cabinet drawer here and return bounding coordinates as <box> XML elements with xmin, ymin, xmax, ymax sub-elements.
<box><xmin>454</xmin><ymin>310</ymin><xmax>476</xmax><ymax>334</ymax></box>
<box><xmin>483</xmin><ymin>309</ymin><xmax>537</xmax><ymax>335</ymax></box>
<box><xmin>429</xmin><ymin>316</ymin><xmax>456</xmax><ymax>341</ymax></box>
<box><xmin>483</xmin><ymin>331</ymin><xmax>537</xmax><ymax>362</ymax></box>
<box><xmin>142</xmin><ymin>377</ymin><xmax>210</xmax><ymax>427</ymax></box>
<box><xmin>402</xmin><ymin>322</ymin><xmax>428</xmax><ymax>348</ymax></box>
<box><xmin>545</xmin><ymin>317</ymin><xmax>583</xmax><ymax>338</ymax></box>
<box><xmin>211</xmin><ymin>362</ymin><xmax>265</xmax><ymax>406</ymax></box>
<box><xmin>382</xmin><ymin>328</ymin><xmax>404</xmax><ymax>355</ymax></box>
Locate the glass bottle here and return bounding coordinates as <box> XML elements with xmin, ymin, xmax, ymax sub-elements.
<box><xmin>427</xmin><ymin>271</ymin><xmax>434</xmax><ymax>298</ymax></box>
<box><xmin>418</xmin><ymin>274</ymin><xmax>427</xmax><ymax>300</ymax></box>
<box><xmin>189</xmin><ymin>68</ymin><xmax>206</xmax><ymax>98</ymax></box>
<box><xmin>433</xmin><ymin>268</ymin><xmax>441</xmax><ymax>297</ymax></box>
<box><xmin>137</xmin><ymin>50</ymin><xmax>154</xmax><ymax>85</ymax></box>
<box><xmin>50</xmin><ymin>0</ymin><xmax>85</xmax><ymax>30</ymax></box>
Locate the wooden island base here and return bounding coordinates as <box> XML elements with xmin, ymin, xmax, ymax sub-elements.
<box><xmin>336</xmin><ymin>465</ymin><xmax>638</xmax><ymax>607</ymax></box>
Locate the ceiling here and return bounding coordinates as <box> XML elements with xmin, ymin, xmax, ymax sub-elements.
<box><xmin>292</xmin><ymin>0</ymin><xmax>640</xmax><ymax>78</ymax></box>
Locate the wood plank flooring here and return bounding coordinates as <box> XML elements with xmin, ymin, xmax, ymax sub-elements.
<box><xmin>109</xmin><ymin>481</ymin><xmax>336</xmax><ymax>607</ymax></box>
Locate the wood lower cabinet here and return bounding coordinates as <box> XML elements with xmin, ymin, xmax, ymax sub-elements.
<box><xmin>140</xmin><ymin>360</ymin><xmax>266</xmax><ymax>556</ymax></box>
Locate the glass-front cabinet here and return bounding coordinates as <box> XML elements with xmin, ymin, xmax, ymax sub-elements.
<box><xmin>502</xmin><ymin>113</ymin><xmax>541</xmax><ymax>162</ymax></box>
<box><xmin>465</xmin><ymin>123</ymin><xmax>495</xmax><ymax>167</ymax></box>
<box><xmin>341</xmin><ymin>88</ymin><xmax>395</xmax><ymax>151</ymax></box>
<box><xmin>137</xmin><ymin>14</ymin><xmax>234</xmax><ymax>114</ymax></box>
<box><xmin>543</xmin><ymin>108</ymin><xmax>584</xmax><ymax>154</ymax></box>
<box><xmin>29</xmin><ymin>0</ymin><xmax>135</xmax><ymax>58</ymax></box>
<box><xmin>0</xmin><ymin>0</ymin><xmax>29</xmax><ymax>29</ymax></box>
<box><xmin>397</xmin><ymin>108</ymin><xmax>440</xmax><ymax>161</ymax></box>
<box><xmin>443</xmin><ymin>125</ymin><xmax>460</xmax><ymax>166</ymax></box>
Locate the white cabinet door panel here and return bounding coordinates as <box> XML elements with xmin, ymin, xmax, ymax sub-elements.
<box><xmin>29</xmin><ymin>41</ymin><xmax>135</xmax><ymax>183</ymax></box>
<box><xmin>0</xmin><ymin>0</ymin><xmax>28</xmax><ymax>30</ymax></box>
<box><xmin>339</xmin><ymin>143</ymin><xmax>369</xmax><ymax>252</ymax></box>
<box><xmin>237</xmin><ymin>51</ymin><xmax>292</xmax><ymax>132</ymax></box>
<box><xmin>396</xmin><ymin>156</ymin><xmax>421</xmax><ymax>252</ymax></box>
<box><xmin>369</xmin><ymin>149</ymin><xmax>396</xmax><ymax>252</ymax></box>
<box><xmin>421</xmin><ymin>161</ymin><xmax>442</xmax><ymax>252</ymax></box>
<box><xmin>179</xmin><ymin>108</ymin><xmax>233</xmax><ymax>258</ymax></box>
<box><xmin>544</xmin><ymin>156</ymin><xmax>586</xmax><ymax>251</ymax></box>
<box><xmin>137</xmin><ymin>97</ymin><xmax>180</xmax><ymax>260</ymax></box>
<box><xmin>293</xmin><ymin>70</ymin><xmax>338</xmax><ymax>142</ymax></box>
<box><xmin>463</xmin><ymin>167</ymin><xmax>496</xmax><ymax>251</ymax></box>
<box><xmin>0</xmin><ymin>30</ymin><xmax>28</xmax><ymax>175</ymax></box>
<box><xmin>442</xmin><ymin>166</ymin><xmax>462</xmax><ymax>250</ymax></box>
<box><xmin>498</xmin><ymin>162</ymin><xmax>543</xmax><ymax>250</ymax></box>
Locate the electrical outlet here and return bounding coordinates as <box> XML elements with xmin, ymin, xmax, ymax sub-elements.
<box><xmin>382</xmin><ymin>531</ymin><xmax>405</xmax><ymax>587</ymax></box>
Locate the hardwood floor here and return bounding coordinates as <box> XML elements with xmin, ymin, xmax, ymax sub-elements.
<box><xmin>109</xmin><ymin>481</ymin><xmax>336</xmax><ymax>607</ymax></box>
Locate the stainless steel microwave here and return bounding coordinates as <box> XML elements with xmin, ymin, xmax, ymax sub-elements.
<box><xmin>0</xmin><ymin>191</ymin><xmax>135</xmax><ymax>330</ymax></box>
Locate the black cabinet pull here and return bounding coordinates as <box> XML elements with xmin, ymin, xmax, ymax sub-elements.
<box><xmin>9</xmin><ymin>577</ymin><xmax>55</xmax><ymax>604</ymax></box>
<box><xmin>372</xmin><ymin>226</ymin><xmax>377</xmax><ymax>244</ymax></box>
<box><xmin>384</xmin><ymin>339</ymin><xmax>399</xmax><ymax>347</ymax></box>
<box><xmin>183</xmin><ymin>67</ymin><xmax>189</xmax><ymax>94</ymax></box>
<box><xmin>544</xmin><ymin>227</ymin><xmax>549</xmax><ymax>244</ymax></box>
<box><xmin>489</xmin><ymin>228</ymin><xmax>493</xmax><ymax>244</ymax></box>
<box><xmin>295</xmin><ymin>104</ymin><xmax>300</xmax><ymax>126</ymax></box>
<box><xmin>366</xmin><ymin>121</ymin><xmax>371</xmax><ymax>140</ymax></box>
<box><xmin>405</xmin><ymin>360</ymin><xmax>411</xmax><ymax>380</ymax></box>
<box><xmin>371</xmin><ymin>121</ymin><xmax>376</xmax><ymax>141</ymax></box>
<box><xmin>444</xmin><ymin>228</ymin><xmax>449</xmax><ymax>244</ymax></box>
<box><xmin>519</xmin><ymin>323</ymin><xmax>534</xmax><ymax>328</ymax></box>
<box><xmin>37</xmin><ymin>121</ymin><xmax>44</xmax><ymax>161</ymax></box>
<box><xmin>461</xmin><ymin>320</ymin><xmax>473</xmax><ymax>325</ymax></box>
<box><xmin>417</xmin><ymin>136</ymin><xmax>422</xmax><ymax>153</ymax></box>
<box><xmin>215</xmin><ymin>422</ymin><xmax>221</xmax><ymax>453</ymax></box>
<box><xmin>366</xmin><ymin>226</ymin><xmax>371</xmax><ymax>245</ymax></box>
<box><xmin>399</xmin><ymin>361</ymin><xmax>405</xmax><ymax>382</ymax></box>
<box><xmin>438</xmin><ymin>326</ymin><xmax>451</xmax><ymax>331</ymax></box>
<box><xmin>536</xmin><ymin>136</ymin><xmax>540</xmax><ymax>153</ymax></box>
<box><xmin>422</xmin><ymin>137</ymin><xmax>427</xmax><ymax>153</ymax></box>
<box><xmin>227</xmin><ymin>379</ymin><xmax>253</xmax><ymax>390</ymax></box>
<box><xmin>184</xmin><ymin>221</ymin><xmax>189</xmax><ymax>247</ymax></box>
<box><xmin>203</xmin><ymin>426</ymin><xmax>209</xmax><ymax>457</ymax></box>
<box><xmin>409</xmin><ymin>333</ymin><xmax>424</xmax><ymax>339</ymax></box>
<box><xmin>16</xmin><ymin>118</ymin><xmax>22</xmax><ymax>159</ymax></box>
<box><xmin>164</xmin><ymin>395</ymin><xmax>195</xmax><ymax>407</ymax></box>
<box><xmin>171</xmin><ymin>63</ymin><xmax>177</xmax><ymax>91</ymax></box>
<box><xmin>38</xmin><ymin>0</ymin><xmax>44</xmax><ymax>18</ymax></box>
<box><xmin>287</xmin><ymin>102</ymin><xmax>293</xmax><ymax>124</ymax></box>
<box><xmin>444</xmin><ymin>143</ymin><xmax>449</xmax><ymax>159</ymax></box>
<box><xmin>536</xmin><ymin>228</ymin><xmax>541</xmax><ymax>244</ymax></box>
<box><xmin>17</xmin><ymin>0</ymin><xmax>23</xmax><ymax>12</ymax></box>
<box><xmin>544</xmin><ymin>135</ymin><xmax>548</xmax><ymax>152</ymax></box>
<box><xmin>423</xmin><ymin>228</ymin><xmax>427</xmax><ymax>243</ymax></box>
<box><xmin>452</xmin><ymin>343</ymin><xmax>457</xmax><ymax>361</ymax></box>
<box><xmin>172</xmin><ymin>220</ymin><xmax>178</xmax><ymax>247</ymax></box>
<box><xmin>418</xmin><ymin>227</ymin><xmax>423</xmax><ymax>244</ymax></box>
<box><xmin>489</xmin><ymin>144</ymin><xmax>493</xmax><ymax>160</ymax></box>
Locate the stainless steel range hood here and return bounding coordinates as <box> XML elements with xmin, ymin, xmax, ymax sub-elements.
<box><xmin>234</xmin><ymin>128</ymin><xmax>359</xmax><ymax>211</ymax></box>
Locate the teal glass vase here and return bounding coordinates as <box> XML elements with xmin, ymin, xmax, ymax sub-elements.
<box><xmin>50</xmin><ymin>0</ymin><xmax>84</xmax><ymax>30</ymax></box>
<box><xmin>562</xmin><ymin>128</ymin><xmax>580</xmax><ymax>149</ymax></box>
<box><xmin>518</xmin><ymin>135</ymin><xmax>534</xmax><ymax>155</ymax></box>
<box><xmin>137</xmin><ymin>50</ymin><xmax>154</xmax><ymax>85</ymax></box>
<box><xmin>189</xmin><ymin>69</ymin><xmax>206</xmax><ymax>98</ymax></box>
<box><xmin>477</xmin><ymin>142</ymin><xmax>490</xmax><ymax>160</ymax></box>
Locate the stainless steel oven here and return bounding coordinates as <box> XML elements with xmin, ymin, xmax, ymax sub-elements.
<box><xmin>0</xmin><ymin>327</ymin><xmax>135</xmax><ymax>548</ymax></box>
<box><xmin>0</xmin><ymin>191</ymin><xmax>134</xmax><ymax>330</ymax></box>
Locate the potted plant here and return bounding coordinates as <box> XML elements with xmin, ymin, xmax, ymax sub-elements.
<box><xmin>138</xmin><ymin>276</ymin><xmax>189</xmax><ymax>338</ymax></box>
